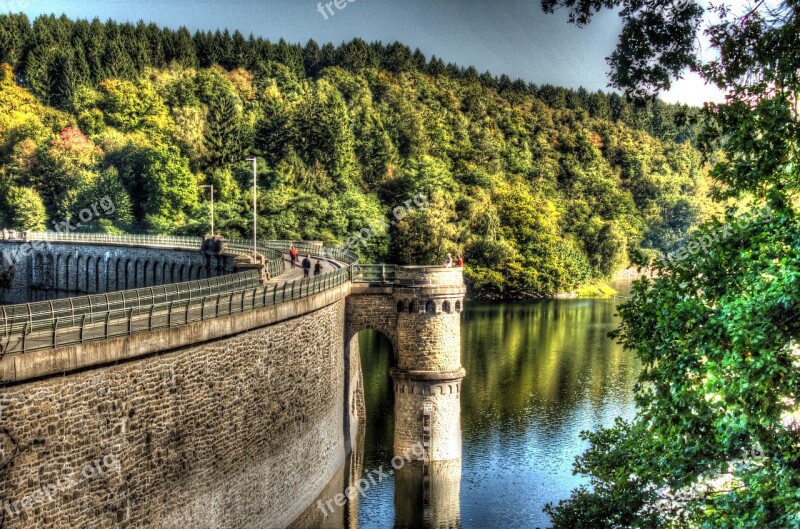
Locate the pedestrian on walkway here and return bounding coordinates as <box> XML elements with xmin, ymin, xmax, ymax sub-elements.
<box><xmin>290</xmin><ymin>246</ymin><xmax>298</xmax><ymax>269</ymax></box>
<box><xmin>314</xmin><ymin>259</ymin><xmax>322</xmax><ymax>276</ymax></box>
<box><xmin>444</xmin><ymin>253</ymin><xmax>453</xmax><ymax>268</ymax></box>
<box><xmin>302</xmin><ymin>255</ymin><xmax>312</xmax><ymax>278</ymax></box>
<box><xmin>456</xmin><ymin>254</ymin><xmax>464</xmax><ymax>267</ymax></box>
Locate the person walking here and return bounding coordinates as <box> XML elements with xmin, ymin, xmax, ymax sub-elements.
<box><xmin>302</xmin><ymin>255</ymin><xmax>312</xmax><ymax>278</ymax></box>
<box><xmin>314</xmin><ymin>259</ymin><xmax>323</xmax><ymax>277</ymax></box>
<box><xmin>444</xmin><ymin>253</ymin><xmax>453</xmax><ymax>268</ymax></box>
<box><xmin>456</xmin><ymin>254</ymin><xmax>464</xmax><ymax>267</ymax></box>
<box><xmin>289</xmin><ymin>246</ymin><xmax>298</xmax><ymax>269</ymax></box>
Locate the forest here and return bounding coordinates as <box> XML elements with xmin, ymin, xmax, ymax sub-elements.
<box><xmin>0</xmin><ymin>13</ymin><xmax>713</xmax><ymax>298</ymax></box>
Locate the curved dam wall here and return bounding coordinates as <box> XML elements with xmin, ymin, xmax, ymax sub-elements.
<box><xmin>0</xmin><ymin>240</ymin><xmax>238</xmax><ymax>305</ymax></box>
<box><xmin>0</xmin><ymin>283</ymin><xmax>363</xmax><ymax>529</ymax></box>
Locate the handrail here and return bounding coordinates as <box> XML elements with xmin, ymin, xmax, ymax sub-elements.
<box><xmin>0</xmin><ymin>267</ymin><xmax>353</xmax><ymax>354</ymax></box>
<box><xmin>0</xmin><ymin>234</ymin><xmax>371</xmax><ymax>354</ymax></box>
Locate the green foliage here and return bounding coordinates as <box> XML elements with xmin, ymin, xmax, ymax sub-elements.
<box><xmin>5</xmin><ymin>185</ymin><xmax>46</xmax><ymax>230</ymax></box>
<box><xmin>543</xmin><ymin>0</ymin><xmax>800</xmax><ymax>527</ymax></box>
<box><xmin>0</xmin><ymin>14</ymin><xmax>714</xmax><ymax>297</ymax></box>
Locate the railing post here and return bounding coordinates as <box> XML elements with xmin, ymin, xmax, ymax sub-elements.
<box><xmin>80</xmin><ymin>314</ymin><xmax>87</xmax><ymax>342</ymax></box>
<box><xmin>128</xmin><ymin>308</ymin><xmax>134</xmax><ymax>335</ymax></box>
<box><xmin>148</xmin><ymin>304</ymin><xmax>155</xmax><ymax>329</ymax></box>
<box><xmin>52</xmin><ymin>318</ymin><xmax>58</xmax><ymax>348</ymax></box>
<box><xmin>105</xmin><ymin>312</ymin><xmax>110</xmax><ymax>338</ymax></box>
<box><xmin>168</xmin><ymin>301</ymin><xmax>173</xmax><ymax>327</ymax></box>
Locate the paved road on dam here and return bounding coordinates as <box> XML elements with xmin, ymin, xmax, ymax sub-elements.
<box><xmin>2</xmin><ymin>251</ymin><xmax>346</xmax><ymax>355</ymax></box>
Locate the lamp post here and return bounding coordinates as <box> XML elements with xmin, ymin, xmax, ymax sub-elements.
<box><xmin>199</xmin><ymin>184</ymin><xmax>214</xmax><ymax>236</ymax></box>
<box><xmin>246</xmin><ymin>156</ymin><xmax>258</xmax><ymax>262</ymax></box>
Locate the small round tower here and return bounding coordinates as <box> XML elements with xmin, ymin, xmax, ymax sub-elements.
<box><xmin>391</xmin><ymin>266</ymin><xmax>466</xmax><ymax>462</ymax></box>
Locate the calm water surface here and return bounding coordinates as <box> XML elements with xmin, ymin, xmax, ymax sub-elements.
<box><xmin>320</xmin><ymin>295</ymin><xmax>640</xmax><ymax>529</ymax></box>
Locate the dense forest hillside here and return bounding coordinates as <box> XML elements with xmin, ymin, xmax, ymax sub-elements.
<box><xmin>0</xmin><ymin>14</ymin><xmax>713</xmax><ymax>298</ymax></box>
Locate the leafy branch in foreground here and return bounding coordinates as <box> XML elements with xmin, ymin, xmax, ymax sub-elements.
<box><xmin>543</xmin><ymin>0</ymin><xmax>800</xmax><ymax>527</ymax></box>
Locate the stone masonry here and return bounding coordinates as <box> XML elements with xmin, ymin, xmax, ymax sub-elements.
<box><xmin>0</xmin><ymin>241</ymin><xmax>237</xmax><ymax>304</ymax></box>
<box><xmin>0</xmin><ymin>298</ymin><xmax>359</xmax><ymax>529</ymax></box>
<box><xmin>347</xmin><ymin>266</ymin><xmax>466</xmax><ymax>462</ymax></box>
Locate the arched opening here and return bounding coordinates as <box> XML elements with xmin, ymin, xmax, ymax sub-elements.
<box><xmin>75</xmin><ymin>255</ymin><xmax>83</xmax><ymax>291</ymax></box>
<box><xmin>443</xmin><ymin>300</ymin><xmax>452</xmax><ymax>314</ymax></box>
<box><xmin>426</xmin><ymin>300</ymin><xmax>436</xmax><ymax>314</ymax></box>
<box><xmin>397</xmin><ymin>300</ymin><xmax>406</xmax><ymax>313</ymax></box>
<box><xmin>408</xmin><ymin>301</ymin><xmax>417</xmax><ymax>313</ymax></box>
<box><xmin>353</xmin><ymin>328</ymin><xmax>396</xmax><ymax>465</ymax></box>
<box><xmin>455</xmin><ymin>300</ymin><xmax>462</xmax><ymax>313</ymax></box>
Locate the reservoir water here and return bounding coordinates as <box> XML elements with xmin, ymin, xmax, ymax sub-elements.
<box><xmin>300</xmin><ymin>294</ymin><xmax>640</xmax><ymax>529</ymax></box>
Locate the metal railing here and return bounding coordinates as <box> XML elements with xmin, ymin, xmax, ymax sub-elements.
<box><xmin>352</xmin><ymin>264</ymin><xmax>398</xmax><ymax>284</ymax></box>
<box><xmin>22</xmin><ymin>232</ymin><xmax>204</xmax><ymax>249</ymax></box>
<box><xmin>0</xmin><ymin>271</ymin><xmax>262</xmax><ymax>330</ymax></box>
<box><xmin>0</xmin><ymin>267</ymin><xmax>352</xmax><ymax>354</ymax></box>
<box><xmin>0</xmin><ymin>235</ymin><xmax>369</xmax><ymax>354</ymax></box>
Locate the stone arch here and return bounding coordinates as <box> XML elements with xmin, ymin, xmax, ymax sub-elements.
<box><xmin>56</xmin><ymin>253</ymin><xmax>66</xmax><ymax>290</ymax></box>
<box><xmin>31</xmin><ymin>252</ymin><xmax>42</xmax><ymax>286</ymax></box>
<box><xmin>87</xmin><ymin>256</ymin><xmax>97</xmax><ymax>293</ymax></box>
<box><xmin>397</xmin><ymin>300</ymin><xmax>406</xmax><ymax>313</ymax></box>
<box><xmin>126</xmin><ymin>259</ymin><xmax>135</xmax><ymax>290</ymax></box>
<box><xmin>442</xmin><ymin>300</ymin><xmax>452</xmax><ymax>314</ymax></box>
<box><xmin>65</xmin><ymin>255</ymin><xmax>74</xmax><ymax>291</ymax></box>
<box><xmin>425</xmin><ymin>300</ymin><xmax>436</xmax><ymax>314</ymax></box>
<box><xmin>179</xmin><ymin>264</ymin><xmax>186</xmax><ymax>282</ymax></box>
<box><xmin>455</xmin><ymin>300</ymin><xmax>462</xmax><ymax>313</ymax></box>
<box><xmin>408</xmin><ymin>301</ymin><xmax>417</xmax><ymax>313</ymax></box>
<box><xmin>44</xmin><ymin>253</ymin><xmax>54</xmax><ymax>289</ymax></box>
<box><xmin>76</xmin><ymin>255</ymin><xmax>84</xmax><ymax>291</ymax></box>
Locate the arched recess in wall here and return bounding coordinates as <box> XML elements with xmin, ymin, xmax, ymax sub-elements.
<box><xmin>56</xmin><ymin>254</ymin><xmax>65</xmax><ymax>290</ymax></box>
<box><xmin>426</xmin><ymin>300</ymin><xmax>436</xmax><ymax>314</ymax></box>
<box><xmin>65</xmin><ymin>255</ymin><xmax>73</xmax><ymax>292</ymax></box>
<box><xmin>95</xmin><ymin>256</ymin><xmax>103</xmax><ymax>293</ymax></box>
<box><xmin>87</xmin><ymin>256</ymin><xmax>97</xmax><ymax>293</ymax></box>
<box><xmin>75</xmin><ymin>255</ymin><xmax>84</xmax><ymax>292</ymax></box>
<box><xmin>45</xmin><ymin>253</ymin><xmax>54</xmax><ymax>289</ymax></box>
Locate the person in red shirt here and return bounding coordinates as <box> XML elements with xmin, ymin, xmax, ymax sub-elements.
<box><xmin>456</xmin><ymin>254</ymin><xmax>464</xmax><ymax>267</ymax></box>
<box><xmin>289</xmin><ymin>246</ymin><xmax>298</xmax><ymax>268</ymax></box>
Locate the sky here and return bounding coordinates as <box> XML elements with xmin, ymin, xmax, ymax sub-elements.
<box><xmin>9</xmin><ymin>0</ymin><xmax>723</xmax><ymax>106</ymax></box>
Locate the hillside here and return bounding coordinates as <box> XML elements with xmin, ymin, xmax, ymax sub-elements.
<box><xmin>0</xmin><ymin>14</ymin><xmax>713</xmax><ymax>298</ymax></box>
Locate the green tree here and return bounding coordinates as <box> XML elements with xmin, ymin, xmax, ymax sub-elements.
<box><xmin>5</xmin><ymin>186</ymin><xmax>46</xmax><ymax>230</ymax></box>
<box><xmin>543</xmin><ymin>0</ymin><xmax>800</xmax><ymax>527</ymax></box>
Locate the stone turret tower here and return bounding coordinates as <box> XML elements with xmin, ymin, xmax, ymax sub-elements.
<box><xmin>391</xmin><ymin>266</ymin><xmax>466</xmax><ymax>461</ymax></box>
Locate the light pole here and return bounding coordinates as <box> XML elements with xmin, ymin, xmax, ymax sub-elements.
<box><xmin>199</xmin><ymin>184</ymin><xmax>214</xmax><ymax>236</ymax></box>
<box><xmin>246</xmin><ymin>156</ymin><xmax>258</xmax><ymax>262</ymax></box>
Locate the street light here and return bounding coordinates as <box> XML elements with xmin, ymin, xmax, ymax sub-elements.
<box><xmin>199</xmin><ymin>184</ymin><xmax>214</xmax><ymax>236</ymax></box>
<box><xmin>245</xmin><ymin>156</ymin><xmax>258</xmax><ymax>262</ymax></box>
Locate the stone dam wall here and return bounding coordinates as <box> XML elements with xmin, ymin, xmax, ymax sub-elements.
<box><xmin>0</xmin><ymin>241</ymin><xmax>238</xmax><ymax>304</ymax></box>
<box><xmin>0</xmin><ymin>290</ymin><xmax>362</xmax><ymax>529</ymax></box>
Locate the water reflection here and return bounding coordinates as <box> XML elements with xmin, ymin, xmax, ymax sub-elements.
<box><xmin>394</xmin><ymin>460</ymin><xmax>461</xmax><ymax>529</ymax></box>
<box><xmin>295</xmin><ymin>297</ymin><xmax>638</xmax><ymax>529</ymax></box>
